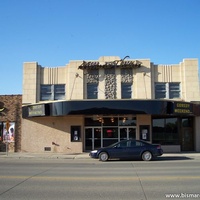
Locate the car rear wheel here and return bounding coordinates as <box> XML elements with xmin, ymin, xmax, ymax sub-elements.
<box><xmin>99</xmin><ymin>152</ymin><xmax>109</xmax><ymax>162</ymax></box>
<box><xmin>142</xmin><ymin>151</ymin><xmax>152</xmax><ymax>161</ymax></box>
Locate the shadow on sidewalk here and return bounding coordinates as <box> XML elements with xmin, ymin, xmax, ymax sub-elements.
<box><xmin>154</xmin><ymin>156</ymin><xmax>192</xmax><ymax>161</ymax></box>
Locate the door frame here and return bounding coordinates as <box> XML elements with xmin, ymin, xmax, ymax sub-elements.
<box><xmin>181</xmin><ymin>127</ymin><xmax>194</xmax><ymax>151</ymax></box>
<box><xmin>180</xmin><ymin>117</ymin><xmax>194</xmax><ymax>151</ymax></box>
<box><xmin>84</xmin><ymin>127</ymin><xmax>102</xmax><ymax>151</ymax></box>
<box><xmin>119</xmin><ymin>127</ymin><xmax>136</xmax><ymax>140</ymax></box>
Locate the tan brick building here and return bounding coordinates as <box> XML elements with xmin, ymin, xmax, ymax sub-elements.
<box><xmin>22</xmin><ymin>56</ymin><xmax>200</xmax><ymax>153</ymax></box>
<box><xmin>0</xmin><ymin>95</ymin><xmax>22</xmax><ymax>152</ymax></box>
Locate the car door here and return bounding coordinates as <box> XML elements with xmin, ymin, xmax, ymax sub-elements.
<box><xmin>126</xmin><ymin>141</ymin><xmax>145</xmax><ymax>159</ymax></box>
<box><xmin>109</xmin><ymin>140</ymin><xmax>129</xmax><ymax>159</ymax></box>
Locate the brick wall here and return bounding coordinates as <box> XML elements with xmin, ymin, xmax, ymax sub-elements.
<box><xmin>0</xmin><ymin>95</ymin><xmax>22</xmax><ymax>152</ymax></box>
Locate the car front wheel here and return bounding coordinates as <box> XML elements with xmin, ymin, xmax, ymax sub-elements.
<box><xmin>99</xmin><ymin>152</ymin><xmax>109</xmax><ymax>162</ymax></box>
<box><xmin>142</xmin><ymin>151</ymin><xmax>152</xmax><ymax>161</ymax></box>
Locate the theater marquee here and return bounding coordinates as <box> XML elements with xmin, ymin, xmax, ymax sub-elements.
<box><xmin>173</xmin><ymin>102</ymin><xmax>193</xmax><ymax>114</ymax></box>
<box><xmin>28</xmin><ymin>104</ymin><xmax>46</xmax><ymax>117</ymax></box>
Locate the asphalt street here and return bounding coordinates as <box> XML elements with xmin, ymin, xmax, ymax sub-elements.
<box><xmin>0</xmin><ymin>153</ymin><xmax>200</xmax><ymax>200</ymax></box>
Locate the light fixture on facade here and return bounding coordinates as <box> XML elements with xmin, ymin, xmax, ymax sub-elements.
<box><xmin>122</xmin><ymin>117</ymin><xmax>126</xmax><ymax>123</ymax></box>
<box><xmin>98</xmin><ymin>116</ymin><xmax>104</xmax><ymax>124</ymax></box>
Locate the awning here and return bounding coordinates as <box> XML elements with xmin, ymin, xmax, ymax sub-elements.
<box><xmin>22</xmin><ymin>99</ymin><xmax>200</xmax><ymax>118</ymax></box>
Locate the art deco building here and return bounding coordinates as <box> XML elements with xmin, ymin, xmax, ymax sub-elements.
<box><xmin>22</xmin><ymin>56</ymin><xmax>200</xmax><ymax>153</ymax></box>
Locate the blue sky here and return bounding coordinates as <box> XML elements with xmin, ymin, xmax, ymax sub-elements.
<box><xmin>0</xmin><ymin>0</ymin><xmax>200</xmax><ymax>95</ymax></box>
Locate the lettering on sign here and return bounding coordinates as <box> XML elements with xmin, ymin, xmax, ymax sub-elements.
<box><xmin>174</xmin><ymin>102</ymin><xmax>192</xmax><ymax>114</ymax></box>
<box><xmin>28</xmin><ymin>105</ymin><xmax>45</xmax><ymax>117</ymax></box>
<box><xmin>78</xmin><ymin>57</ymin><xmax>142</xmax><ymax>70</ymax></box>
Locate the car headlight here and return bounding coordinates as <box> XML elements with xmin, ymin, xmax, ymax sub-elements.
<box><xmin>91</xmin><ymin>150</ymin><xmax>98</xmax><ymax>153</ymax></box>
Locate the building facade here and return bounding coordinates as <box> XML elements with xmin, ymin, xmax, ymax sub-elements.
<box><xmin>0</xmin><ymin>95</ymin><xmax>22</xmax><ymax>152</ymax></box>
<box><xmin>22</xmin><ymin>56</ymin><xmax>200</xmax><ymax>153</ymax></box>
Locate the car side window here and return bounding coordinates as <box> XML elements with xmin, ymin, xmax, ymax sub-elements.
<box><xmin>130</xmin><ymin>141</ymin><xmax>136</xmax><ymax>147</ymax></box>
<box><xmin>136</xmin><ymin>141</ymin><xmax>145</xmax><ymax>146</ymax></box>
<box><xmin>118</xmin><ymin>141</ymin><xmax>128</xmax><ymax>147</ymax></box>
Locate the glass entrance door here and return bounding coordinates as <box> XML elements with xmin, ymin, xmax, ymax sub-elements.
<box><xmin>85</xmin><ymin>127</ymin><xmax>102</xmax><ymax>151</ymax></box>
<box><xmin>119</xmin><ymin>127</ymin><xmax>136</xmax><ymax>140</ymax></box>
<box><xmin>85</xmin><ymin>127</ymin><xmax>136</xmax><ymax>151</ymax></box>
<box><xmin>181</xmin><ymin>117</ymin><xmax>194</xmax><ymax>151</ymax></box>
<box><xmin>181</xmin><ymin>128</ymin><xmax>194</xmax><ymax>151</ymax></box>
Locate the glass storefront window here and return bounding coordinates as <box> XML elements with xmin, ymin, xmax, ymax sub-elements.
<box><xmin>129</xmin><ymin>128</ymin><xmax>136</xmax><ymax>139</ymax></box>
<box><xmin>85</xmin><ymin>118</ymin><xmax>102</xmax><ymax>126</ymax></box>
<box><xmin>85</xmin><ymin>128</ymin><xmax>92</xmax><ymax>138</ymax></box>
<box><xmin>152</xmin><ymin>118</ymin><xmax>179</xmax><ymax>145</ymax></box>
<box><xmin>119</xmin><ymin>117</ymin><xmax>136</xmax><ymax>126</ymax></box>
<box><xmin>85</xmin><ymin>116</ymin><xmax>137</xmax><ymax>127</ymax></box>
<box><xmin>103</xmin><ymin>128</ymin><xmax>118</xmax><ymax>138</ymax></box>
<box><xmin>102</xmin><ymin>127</ymin><xmax>118</xmax><ymax>147</ymax></box>
<box><xmin>103</xmin><ymin>117</ymin><xmax>118</xmax><ymax>126</ymax></box>
<box><xmin>84</xmin><ymin>116</ymin><xmax>137</xmax><ymax>150</ymax></box>
<box><xmin>182</xmin><ymin>118</ymin><xmax>193</xmax><ymax>127</ymax></box>
<box><xmin>120</xmin><ymin>128</ymin><xmax>127</xmax><ymax>139</ymax></box>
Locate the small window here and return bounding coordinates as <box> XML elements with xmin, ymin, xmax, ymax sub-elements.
<box><xmin>155</xmin><ymin>83</ymin><xmax>166</xmax><ymax>99</ymax></box>
<box><xmin>40</xmin><ymin>85</ymin><xmax>52</xmax><ymax>101</ymax></box>
<box><xmin>54</xmin><ymin>84</ymin><xmax>65</xmax><ymax>100</ymax></box>
<box><xmin>155</xmin><ymin>82</ymin><xmax>180</xmax><ymax>99</ymax></box>
<box><xmin>87</xmin><ymin>83</ymin><xmax>98</xmax><ymax>99</ymax></box>
<box><xmin>40</xmin><ymin>84</ymin><xmax>65</xmax><ymax>101</ymax></box>
<box><xmin>121</xmin><ymin>83</ymin><xmax>132</xmax><ymax>99</ymax></box>
<box><xmin>169</xmin><ymin>83</ymin><xmax>180</xmax><ymax>99</ymax></box>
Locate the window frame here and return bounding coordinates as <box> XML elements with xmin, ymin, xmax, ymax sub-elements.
<box><xmin>155</xmin><ymin>82</ymin><xmax>180</xmax><ymax>99</ymax></box>
<box><xmin>169</xmin><ymin>82</ymin><xmax>180</xmax><ymax>99</ymax></box>
<box><xmin>54</xmin><ymin>84</ymin><xmax>66</xmax><ymax>100</ymax></box>
<box><xmin>152</xmin><ymin>117</ymin><xmax>179</xmax><ymax>145</ymax></box>
<box><xmin>121</xmin><ymin>83</ymin><xmax>132</xmax><ymax>99</ymax></box>
<box><xmin>40</xmin><ymin>84</ymin><xmax>65</xmax><ymax>101</ymax></box>
<box><xmin>87</xmin><ymin>83</ymin><xmax>98</xmax><ymax>99</ymax></box>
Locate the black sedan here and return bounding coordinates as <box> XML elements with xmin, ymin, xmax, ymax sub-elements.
<box><xmin>89</xmin><ymin>140</ymin><xmax>163</xmax><ymax>161</ymax></box>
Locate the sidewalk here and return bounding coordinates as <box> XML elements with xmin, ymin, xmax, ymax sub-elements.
<box><xmin>0</xmin><ymin>152</ymin><xmax>90</xmax><ymax>159</ymax></box>
<box><xmin>0</xmin><ymin>152</ymin><xmax>200</xmax><ymax>160</ymax></box>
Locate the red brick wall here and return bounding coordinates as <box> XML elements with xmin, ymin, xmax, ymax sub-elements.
<box><xmin>0</xmin><ymin>95</ymin><xmax>22</xmax><ymax>152</ymax></box>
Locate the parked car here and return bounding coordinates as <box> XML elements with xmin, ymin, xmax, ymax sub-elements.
<box><xmin>89</xmin><ymin>139</ymin><xmax>163</xmax><ymax>161</ymax></box>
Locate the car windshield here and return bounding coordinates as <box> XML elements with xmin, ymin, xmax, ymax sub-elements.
<box><xmin>107</xmin><ymin>141</ymin><xmax>121</xmax><ymax>148</ymax></box>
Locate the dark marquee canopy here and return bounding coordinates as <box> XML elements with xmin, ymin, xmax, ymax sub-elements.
<box><xmin>22</xmin><ymin>100</ymin><xmax>200</xmax><ymax>118</ymax></box>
